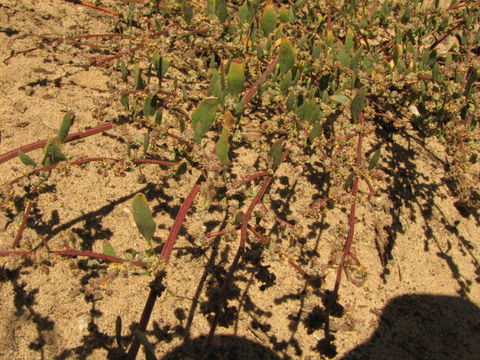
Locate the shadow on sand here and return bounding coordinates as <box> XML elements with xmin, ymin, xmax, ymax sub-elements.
<box><xmin>340</xmin><ymin>294</ymin><xmax>480</xmax><ymax>360</ymax></box>
<box><xmin>158</xmin><ymin>294</ymin><xmax>479</xmax><ymax>360</ymax></box>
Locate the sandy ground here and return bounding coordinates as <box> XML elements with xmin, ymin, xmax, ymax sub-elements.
<box><xmin>0</xmin><ymin>1</ymin><xmax>479</xmax><ymax>359</ymax></box>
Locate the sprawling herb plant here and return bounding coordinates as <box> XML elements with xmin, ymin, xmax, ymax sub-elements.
<box><xmin>0</xmin><ymin>0</ymin><xmax>478</xmax><ymax>358</ymax></box>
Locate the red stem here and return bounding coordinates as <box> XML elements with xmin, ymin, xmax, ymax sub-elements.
<box><xmin>204</xmin><ymin>226</ymin><xmax>238</xmax><ymax>239</ymax></box>
<box><xmin>160</xmin><ymin>174</ymin><xmax>206</xmax><ymax>262</ymax></box>
<box><xmin>429</xmin><ymin>21</ymin><xmax>464</xmax><ymax>51</ymax></box>
<box><xmin>93</xmin><ymin>44</ymin><xmax>145</xmax><ymax>66</ymax></box>
<box><xmin>234</xmin><ymin>171</ymin><xmax>269</xmax><ymax>189</ymax></box>
<box><xmin>11</xmin><ymin>200</ymin><xmax>32</xmax><ymax>248</ymax></box>
<box><xmin>127</xmin><ymin>174</ymin><xmax>206</xmax><ymax>360</ymax></box>
<box><xmin>244</xmin><ymin>55</ymin><xmax>280</xmax><ymax>106</ymax></box>
<box><xmin>0</xmin><ymin>122</ymin><xmax>113</xmax><ymax>165</ymax></box>
<box><xmin>332</xmin><ymin>113</ymin><xmax>364</xmax><ymax>297</ymax></box>
<box><xmin>64</xmin><ymin>0</ymin><xmax>118</xmax><ymax>15</ymax></box>
<box><xmin>246</xmin><ymin>224</ymin><xmax>269</xmax><ymax>243</ymax></box>
<box><xmin>0</xmin><ymin>248</ymin><xmax>149</xmax><ymax>267</ymax></box>
<box><xmin>203</xmin><ymin>175</ymin><xmax>272</xmax><ymax>355</ymax></box>
<box><xmin>5</xmin><ymin>157</ymin><xmax>179</xmax><ymax>189</ymax></box>
<box><xmin>240</xmin><ymin>177</ymin><xmax>273</xmax><ymax>248</ymax></box>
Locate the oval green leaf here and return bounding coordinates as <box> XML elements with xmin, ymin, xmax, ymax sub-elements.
<box><xmin>58</xmin><ymin>112</ymin><xmax>74</xmax><ymax>143</ymax></box>
<box><xmin>191</xmin><ymin>97</ymin><xmax>219</xmax><ymax>144</ymax></box>
<box><xmin>226</xmin><ymin>59</ymin><xmax>245</xmax><ymax>97</ymax></box>
<box><xmin>18</xmin><ymin>151</ymin><xmax>37</xmax><ymax>167</ymax></box>
<box><xmin>260</xmin><ymin>5</ymin><xmax>277</xmax><ymax>36</ymax></box>
<box><xmin>132</xmin><ymin>193</ymin><xmax>156</xmax><ymax>246</ymax></box>
<box><xmin>216</xmin><ymin>134</ymin><xmax>231</xmax><ymax>166</ymax></box>
<box><xmin>279</xmin><ymin>37</ymin><xmax>296</xmax><ymax>74</ymax></box>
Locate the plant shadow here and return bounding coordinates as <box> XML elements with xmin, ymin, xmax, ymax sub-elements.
<box><xmin>161</xmin><ymin>334</ymin><xmax>281</xmax><ymax>360</ymax></box>
<box><xmin>339</xmin><ymin>294</ymin><xmax>480</xmax><ymax>360</ymax></box>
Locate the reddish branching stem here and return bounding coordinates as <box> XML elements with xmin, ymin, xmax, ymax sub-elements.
<box><xmin>244</xmin><ymin>55</ymin><xmax>280</xmax><ymax>106</ymax></box>
<box><xmin>259</xmin><ymin>201</ymin><xmax>294</xmax><ymax>228</ymax></box>
<box><xmin>203</xmin><ymin>174</ymin><xmax>272</xmax><ymax>355</ymax></box>
<box><xmin>0</xmin><ymin>248</ymin><xmax>149</xmax><ymax>267</ymax></box>
<box><xmin>332</xmin><ymin>112</ymin><xmax>365</xmax><ymax>298</ymax></box>
<box><xmin>11</xmin><ymin>200</ymin><xmax>32</xmax><ymax>248</ymax></box>
<box><xmin>240</xmin><ymin>177</ymin><xmax>273</xmax><ymax>248</ymax></box>
<box><xmin>246</xmin><ymin>224</ymin><xmax>269</xmax><ymax>244</ymax></box>
<box><xmin>5</xmin><ymin>157</ymin><xmax>179</xmax><ymax>189</ymax></box>
<box><xmin>127</xmin><ymin>174</ymin><xmax>206</xmax><ymax>360</ymax></box>
<box><xmin>246</xmin><ymin>225</ymin><xmax>312</xmax><ymax>278</ymax></box>
<box><xmin>204</xmin><ymin>226</ymin><xmax>238</xmax><ymax>239</ymax></box>
<box><xmin>233</xmin><ymin>171</ymin><xmax>269</xmax><ymax>189</ymax></box>
<box><xmin>160</xmin><ymin>174</ymin><xmax>206</xmax><ymax>262</ymax></box>
<box><xmin>64</xmin><ymin>0</ymin><xmax>118</xmax><ymax>16</ymax></box>
<box><xmin>429</xmin><ymin>20</ymin><xmax>465</xmax><ymax>51</ymax></box>
<box><xmin>92</xmin><ymin>44</ymin><xmax>145</xmax><ymax>66</ymax></box>
<box><xmin>0</xmin><ymin>122</ymin><xmax>113</xmax><ymax>165</ymax></box>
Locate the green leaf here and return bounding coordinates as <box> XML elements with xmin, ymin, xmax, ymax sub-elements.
<box><xmin>350</xmin><ymin>87</ymin><xmax>367</xmax><ymax>122</ymax></box>
<box><xmin>154</xmin><ymin>109</ymin><xmax>163</xmax><ymax>125</ymax></box>
<box><xmin>279</xmin><ymin>37</ymin><xmax>295</xmax><ymax>74</ymax></box>
<box><xmin>239</xmin><ymin>0</ymin><xmax>254</xmax><ymax>24</ymax></box>
<box><xmin>175</xmin><ymin>162</ymin><xmax>188</xmax><ymax>177</ymax></box>
<box><xmin>279</xmin><ymin>70</ymin><xmax>292</xmax><ymax>94</ymax></box>
<box><xmin>133</xmin><ymin>65</ymin><xmax>145</xmax><ymax>90</ymax></box>
<box><xmin>226</xmin><ymin>59</ymin><xmax>245</xmax><ymax>96</ymax></box>
<box><xmin>58</xmin><ymin>112</ymin><xmax>74</xmax><ymax>143</ymax></box>
<box><xmin>143</xmin><ymin>96</ymin><xmax>156</xmax><ymax>117</ymax></box>
<box><xmin>278</xmin><ymin>6</ymin><xmax>290</xmax><ymax>23</ymax></box>
<box><xmin>445</xmin><ymin>53</ymin><xmax>452</xmax><ymax>68</ymax></box>
<box><xmin>260</xmin><ymin>5</ymin><xmax>277</xmax><ymax>36</ymax></box>
<box><xmin>206</xmin><ymin>0</ymin><xmax>215</xmax><ymax>15</ymax></box>
<box><xmin>337</xmin><ymin>45</ymin><xmax>350</xmax><ymax>67</ymax></box>
<box><xmin>215</xmin><ymin>0</ymin><xmax>229</xmax><ymax>23</ymax></box>
<box><xmin>120</xmin><ymin>61</ymin><xmax>128</xmax><ymax>82</ymax></box>
<box><xmin>400</xmin><ymin>8</ymin><xmax>411</xmax><ymax>24</ymax></box>
<box><xmin>233</xmin><ymin>212</ymin><xmax>243</xmax><ymax>226</ymax></box>
<box><xmin>310</xmin><ymin>121</ymin><xmax>321</xmax><ymax>137</ymax></box>
<box><xmin>368</xmin><ymin>149</ymin><xmax>381</xmax><ymax>170</ymax></box>
<box><xmin>143</xmin><ymin>133</ymin><xmax>150</xmax><ymax>153</ymax></box>
<box><xmin>364</xmin><ymin>56</ymin><xmax>374</xmax><ymax>75</ymax></box>
<box><xmin>132</xmin><ymin>193</ymin><xmax>156</xmax><ymax>246</ymax></box>
<box><xmin>344</xmin><ymin>172</ymin><xmax>355</xmax><ymax>191</ymax></box>
<box><xmin>350</xmin><ymin>48</ymin><xmax>363</xmax><ymax>72</ymax></box>
<box><xmin>345</xmin><ymin>28</ymin><xmax>354</xmax><ymax>54</ymax></box>
<box><xmin>216</xmin><ymin>135</ymin><xmax>231</xmax><ymax>166</ymax></box>
<box><xmin>152</xmin><ymin>51</ymin><xmax>170</xmax><ymax>79</ymax></box>
<box><xmin>42</xmin><ymin>138</ymin><xmax>66</xmax><ymax>166</ymax></box>
<box><xmin>209</xmin><ymin>53</ymin><xmax>216</xmax><ymax>69</ymax></box>
<box><xmin>286</xmin><ymin>93</ymin><xmax>296</xmax><ymax>111</ymax></box>
<box><xmin>268</xmin><ymin>138</ymin><xmax>283</xmax><ymax>168</ymax></box>
<box><xmin>103</xmin><ymin>241</ymin><xmax>117</xmax><ymax>257</ymax></box>
<box><xmin>183</xmin><ymin>5</ymin><xmax>193</xmax><ymax>24</ymax></box>
<box><xmin>234</xmin><ymin>96</ymin><xmax>245</xmax><ymax>115</ymax></box>
<box><xmin>287</xmin><ymin>7</ymin><xmax>296</xmax><ymax>22</ymax></box>
<box><xmin>464</xmin><ymin>68</ymin><xmax>478</xmax><ymax>98</ymax></box>
<box><xmin>18</xmin><ymin>151</ymin><xmax>37</xmax><ymax>167</ymax></box>
<box><xmin>331</xmin><ymin>95</ymin><xmax>351</xmax><ymax>104</ymax></box>
<box><xmin>120</xmin><ymin>95</ymin><xmax>129</xmax><ymax>111</ymax></box>
<box><xmin>191</xmin><ymin>97</ymin><xmax>219</xmax><ymax>144</ymax></box>
<box><xmin>295</xmin><ymin>100</ymin><xmax>321</xmax><ymax>124</ymax></box>
<box><xmin>208</xmin><ymin>70</ymin><xmax>223</xmax><ymax>99</ymax></box>
<box><xmin>312</xmin><ymin>41</ymin><xmax>321</xmax><ymax>58</ymax></box>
